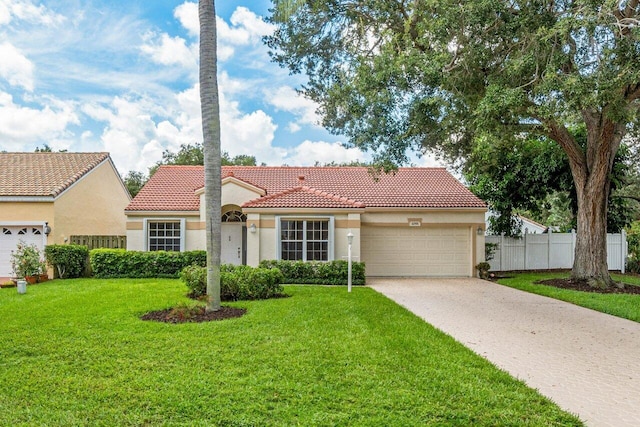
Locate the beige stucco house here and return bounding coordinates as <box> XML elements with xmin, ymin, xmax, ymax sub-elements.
<box><xmin>126</xmin><ymin>165</ymin><xmax>487</xmax><ymax>277</ymax></box>
<box><xmin>0</xmin><ymin>152</ymin><xmax>131</xmax><ymax>278</ymax></box>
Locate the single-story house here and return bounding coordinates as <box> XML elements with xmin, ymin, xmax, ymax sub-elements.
<box><xmin>485</xmin><ymin>212</ymin><xmax>549</xmax><ymax>235</ymax></box>
<box><xmin>126</xmin><ymin>165</ymin><xmax>487</xmax><ymax>277</ymax></box>
<box><xmin>0</xmin><ymin>152</ymin><xmax>131</xmax><ymax>279</ymax></box>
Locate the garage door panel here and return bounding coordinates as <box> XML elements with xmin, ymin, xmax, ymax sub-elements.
<box><xmin>361</xmin><ymin>226</ymin><xmax>471</xmax><ymax>277</ymax></box>
<box><xmin>0</xmin><ymin>226</ymin><xmax>45</xmax><ymax>278</ymax></box>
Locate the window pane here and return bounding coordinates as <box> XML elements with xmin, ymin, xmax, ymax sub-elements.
<box><xmin>280</xmin><ymin>219</ymin><xmax>330</xmax><ymax>262</ymax></box>
<box><xmin>148</xmin><ymin>222</ymin><xmax>181</xmax><ymax>251</ymax></box>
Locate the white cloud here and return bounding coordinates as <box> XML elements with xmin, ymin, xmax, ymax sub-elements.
<box><xmin>0</xmin><ymin>91</ymin><xmax>78</xmax><ymax>149</ymax></box>
<box><xmin>217</xmin><ymin>6</ymin><xmax>274</xmax><ymax>61</ymax></box>
<box><xmin>287</xmin><ymin>122</ymin><xmax>301</xmax><ymax>133</ymax></box>
<box><xmin>266</xmin><ymin>86</ymin><xmax>320</xmax><ymax>126</ymax></box>
<box><xmin>140</xmin><ymin>33</ymin><xmax>198</xmax><ymax>70</ymax></box>
<box><xmin>0</xmin><ymin>42</ymin><xmax>34</xmax><ymax>91</ymax></box>
<box><xmin>174</xmin><ymin>1</ymin><xmax>198</xmax><ymax>37</ymax></box>
<box><xmin>284</xmin><ymin>140</ymin><xmax>370</xmax><ymax>166</ymax></box>
<box><xmin>0</xmin><ymin>2</ymin><xmax>10</xmax><ymax>25</ymax></box>
<box><xmin>0</xmin><ymin>0</ymin><xmax>65</xmax><ymax>26</ymax></box>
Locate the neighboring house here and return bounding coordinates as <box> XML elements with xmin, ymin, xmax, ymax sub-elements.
<box><xmin>485</xmin><ymin>212</ymin><xmax>549</xmax><ymax>235</ymax></box>
<box><xmin>0</xmin><ymin>152</ymin><xmax>131</xmax><ymax>278</ymax></box>
<box><xmin>126</xmin><ymin>166</ymin><xmax>487</xmax><ymax>277</ymax></box>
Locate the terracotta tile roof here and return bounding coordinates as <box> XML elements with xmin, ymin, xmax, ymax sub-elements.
<box><xmin>126</xmin><ymin>165</ymin><xmax>204</xmax><ymax>211</ymax></box>
<box><xmin>0</xmin><ymin>152</ymin><xmax>110</xmax><ymax>197</ymax></box>
<box><xmin>127</xmin><ymin>165</ymin><xmax>485</xmax><ymax>211</ymax></box>
<box><xmin>243</xmin><ymin>186</ymin><xmax>366</xmax><ymax>209</ymax></box>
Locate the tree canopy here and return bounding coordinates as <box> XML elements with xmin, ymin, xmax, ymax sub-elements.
<box><xmin>467</xmin><ymin>133</ymin><xmax>638</xmax><ymax>236</ymax></box>
<box><xmin>123</xmin><ymin>143</ymin><xmax>258</xmax><ymax>198</ymax></box>
<box><xmin>268</xmin><ymin>0</ymin><xmax>640</xmax><ymax>287</ymax></box>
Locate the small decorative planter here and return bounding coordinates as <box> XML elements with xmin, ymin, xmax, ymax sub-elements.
<box><xmin>25</xmin><ymin>274</ymin><xmax>48</xmax><ymax>284</ymax></box>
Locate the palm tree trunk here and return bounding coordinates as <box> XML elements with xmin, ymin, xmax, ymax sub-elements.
<box><xmin>199</xmin><ymin>0</ymin><xmax>221</xmax><ymax>312</ymax></box>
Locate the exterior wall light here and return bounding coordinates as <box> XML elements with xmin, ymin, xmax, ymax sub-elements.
<box><xmin>477</xmin><ymin>226</ymin><xmax>484</xmax><ymax>235</ymax></box>
<box><xmin>44</xmin><ymin>222</ymin><xmax>52</xmax><ymax>236</ymax></box>
<box><xmin>249</xmin><ymin>223</ymin><xmax>257</xmax><ymax>233</ymax></box>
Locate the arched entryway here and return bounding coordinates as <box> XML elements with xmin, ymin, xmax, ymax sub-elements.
<box><xmin>221</xmin><ymin>206</ymin><xmax>247</xmax><ymax>265</ymax></box>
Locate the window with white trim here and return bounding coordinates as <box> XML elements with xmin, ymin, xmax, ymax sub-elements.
<box><xmin>148</xmin><ymin>221</ymin><xmax>181</xmax><ymax>251</ymax></box>
<box><xmin>279</xmin><ymin>218</ymin><xmax>332</xmax><ymax>261</ymax></box>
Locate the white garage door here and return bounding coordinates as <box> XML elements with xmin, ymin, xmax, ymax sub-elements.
<box><xmin>361</xmin><ymin>226</ymin><xmax>472</xmax><ymax>277</ymax></box>
<box><xmin>0</xmin><ymin>226</ymin><xmax>45</xmax><ymax>278</ymax></box>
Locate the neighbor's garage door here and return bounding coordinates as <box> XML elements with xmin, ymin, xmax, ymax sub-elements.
<box><xmin>361</xmin><ymin>226</ymin><xmax>472</xmax><ymax>277</ymax></box>
<box><xmin>0</xmin><ymin>226</ymin><xmax>45</xmax><ymax>278</ymax></box>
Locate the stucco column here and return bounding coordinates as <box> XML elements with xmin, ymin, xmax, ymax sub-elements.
<box><xmin>246</xmin><ymin>213</ymin><xmax>261</xmax><ymax>266</ymax></box>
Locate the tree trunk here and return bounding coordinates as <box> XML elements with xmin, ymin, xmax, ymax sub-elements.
<box><xmin>564</xmin><ymin>113</ymin><xmax>626</xmax><ymax>289</ymax></box>
<box><xmin>571</xmin><ymin>175</ymin><xmax>614</xmax><ymax>288</ymax></box>
<box><xmin>199</xmin><ymin>0</ymin><xmax>221</xmax><ymax>312</ymax></box>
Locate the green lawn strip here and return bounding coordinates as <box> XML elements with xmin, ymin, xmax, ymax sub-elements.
<box><xmin>497</xmin><ymin>272</ymin><xmax>640</xmax><ymax>323</ymax></box>
<box><xmin>0</xmin><ymin>279</ymin><xmax>581</xmax><ymax>426</ymax></box>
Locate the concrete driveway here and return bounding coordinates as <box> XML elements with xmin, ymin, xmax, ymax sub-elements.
<box><xmin>368</xmin><ymin>278</ymin><xmax>640</xmax><ymax>427</ymax></box>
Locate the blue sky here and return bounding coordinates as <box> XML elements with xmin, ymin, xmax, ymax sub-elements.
<box><xmin>0</xmin><ymin>0</ymin><xmax>437</xmax><ymax>174</ymax></box>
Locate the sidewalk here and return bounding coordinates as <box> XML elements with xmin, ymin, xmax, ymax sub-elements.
<box><xmin>368</xmin><ymin>278</ymin><xmax>640</xmax><ymax>427</ymax></box>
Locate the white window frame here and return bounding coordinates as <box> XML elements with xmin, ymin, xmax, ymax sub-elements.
<box><xmin>144</xmin><ymin>218</ymin><xmax>185</xmax><ymax>252</ymax></box>
<box><xmin>276</xmin><ymin>216</ymin><xmax>334</xmax><ymax>261</ymax></box>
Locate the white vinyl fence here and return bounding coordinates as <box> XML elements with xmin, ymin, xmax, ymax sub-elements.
<box><xmin>486</xmin><ymin>230</ymin><xmax>628</xmax><ymax>272</ymax></box>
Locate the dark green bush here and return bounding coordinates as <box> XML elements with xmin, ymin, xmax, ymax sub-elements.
<box><xmin>180</xmin><ymin>264</ymin><xmax>208</xmax><ymax>298</ymax></box>
<box><xmin>90</xmin><ymin>249</ymin><xmax>206</xmax><ymax>278</ymax></box>
<box><xmin>259</xmin><ymin>260</ymin><xmax>366</xmax><ymax>285</ymax></box>
<box><xmin>627</xmin><ymin>221</ymin><xmax>640</xmax><ymax>259</ymax></box>
<box><xmin>180</xmin><ymin>264</ymin><xmax>284</xmax><ymax>301</ymax></box>
<box><xmin>627</xmin><ymin>257</ymin><xmax>640</xmax><ymax>274</ymax></box>
<box><xmin>44</xmin><ymin>245</ymin><xmax>89</xmax><ymax>278</ymax></box>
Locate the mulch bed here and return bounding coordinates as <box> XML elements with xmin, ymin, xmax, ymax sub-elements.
<box><xmin>141</xmin><ymin>306</ymin><xmax>247</xmax><ymax>324</ymax></box>
<box><xmin>535</xmin><ymin>278</ymin><xmax>640</xmax><ymax>294</ymax></box>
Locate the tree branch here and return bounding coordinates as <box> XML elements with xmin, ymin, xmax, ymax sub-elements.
<box><xmin>625</xmin><ymin>82</ymin><xmax>640</xmax><ymax>102</ymax></box>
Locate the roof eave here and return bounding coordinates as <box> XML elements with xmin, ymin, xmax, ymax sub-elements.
<box><xmin>125</xmin><ymin>210</ymin><xmax>200</xmax><ymax>217</ymax></box>
<box><xmin>363</xmin><ymin>206</ymin><xmax>487</xmax><ymax>212</ymax></box>
<box><xmin>0</xmin><ymin>196</ymin><xmax>55</xmax><ymax>202</ymax></box>
<box><xmin>242</xmin><ymin>207</ymin><xmax>366</xmax><ymax>214</ymax></box>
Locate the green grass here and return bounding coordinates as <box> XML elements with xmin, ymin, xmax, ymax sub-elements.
<box><xmin>497</xmin><ymin>272</ymin><xmax>640</xmax><ymax>323</ymax></box>
<box><xmin>0</xmin><ymin>279</ymin><xmax>581</xmax><ymax>426</ymax></box>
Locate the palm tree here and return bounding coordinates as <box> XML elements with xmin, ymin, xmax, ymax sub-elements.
<box><xmin>199</xmin><ymin>0</ymin><xmax>221</xmax><ymax>312</ymax></box>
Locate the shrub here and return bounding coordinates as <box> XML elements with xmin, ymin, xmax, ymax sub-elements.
<box><xmin>44</xmin><ymin>245</ymin><xmax>89</xmax><ymax>278</ymax></box>
<box><xmin>180</xmin><ymin>264</ymin><xmax>284</xmax><ymax>301</ymax></box>
<box><xmin>485</xmin><ymin>243</ymin><xmax>498</xmax><ymax>262</ymax></box>
<box><xmin>259</xmin><ymin>260</ymin><xmax>366</xmax><ymax>285</ymax></box>
<box><xmin>627</xmin><ymin>221</ymin><xmax>640</xmax><ymax>259</ymax></box>
<box><xmin>476</xmin><ymin>262</ymin><xmax>491</xmax><ymax>279</ymax></box>
<box><xmin>10</xmin><ymin>241</ymin><xmax>46</xmax><ymax>279</ymax></box>
<box><xmin>180</xmin><ymin>264</ymin><xmax>208</xmax><ymax>298</ymax></box>
<box><xmin>90</xmin><ymin>249</ymin><xmax>206</xmax><ymax>278</ymax></box>
<box><xmin>627</xmin><ymin>257</ymin><xmax>640</xmax><ymax>274</ymax></box>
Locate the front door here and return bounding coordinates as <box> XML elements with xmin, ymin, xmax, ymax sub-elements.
<box><xmin>221</xmin><ymin>223</ymin><xmax>244</xmax><ymax>265</ymax></box>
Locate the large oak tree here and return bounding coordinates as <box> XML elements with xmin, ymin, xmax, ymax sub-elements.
<box><xmin>268</xmin><ymin>0</ymin><xmax>640</xmax><ymax>288</ymax></box>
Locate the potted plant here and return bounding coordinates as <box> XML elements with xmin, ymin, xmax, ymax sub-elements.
<box><xmin>10</xmin><ymin>241</ymin><xmax>47</xmax><ymax>284</ymax></box>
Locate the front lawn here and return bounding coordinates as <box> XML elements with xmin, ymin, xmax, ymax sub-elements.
<box><xmin>0</xmin><ymin>279</ymin><xmax>581</xmax><ymax>426</ymax></box>
<box><xmin>497</xmin><ymin>272</ymin><xmax>640</xmax><ymax>323</ymax></box>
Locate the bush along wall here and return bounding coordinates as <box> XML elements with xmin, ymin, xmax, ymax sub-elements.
<box><xmin>258</xmin><ymin>260</ymin><xmax>366</xmax><ymax>285</ymax></box>
<box><xmin>44</xmin><ymin>245</ymin><xmax>89</xmax><ymax>279</ymax></box>
<box><xmin>90</xmin><ymin>249</ymin><xmax>206</xmax><ymax>278</ymax></box>
<box><xmin>180</xmin><ymin>264</ymin><xmax>284</xmax><ymax>301</ymax></box>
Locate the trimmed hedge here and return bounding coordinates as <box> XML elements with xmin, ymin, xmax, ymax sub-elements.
<box><xmin>44</xmin><ymin>245</ymin><xmax>89</xmax><ymax>278</ymax></box>
<box><xmin>90</xmin><ymin>249</ymin><xmax>207</xmax><ymax>278</ymax></box>
<box><xmin>180</xmin><ymin>264</ymin><xmax>284</xmax><ymax>301</ymax></box>
<box><xmin>258</xmin><ymin>260</ymin><xmax>366</xmax><ymax>285</ymax></box>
